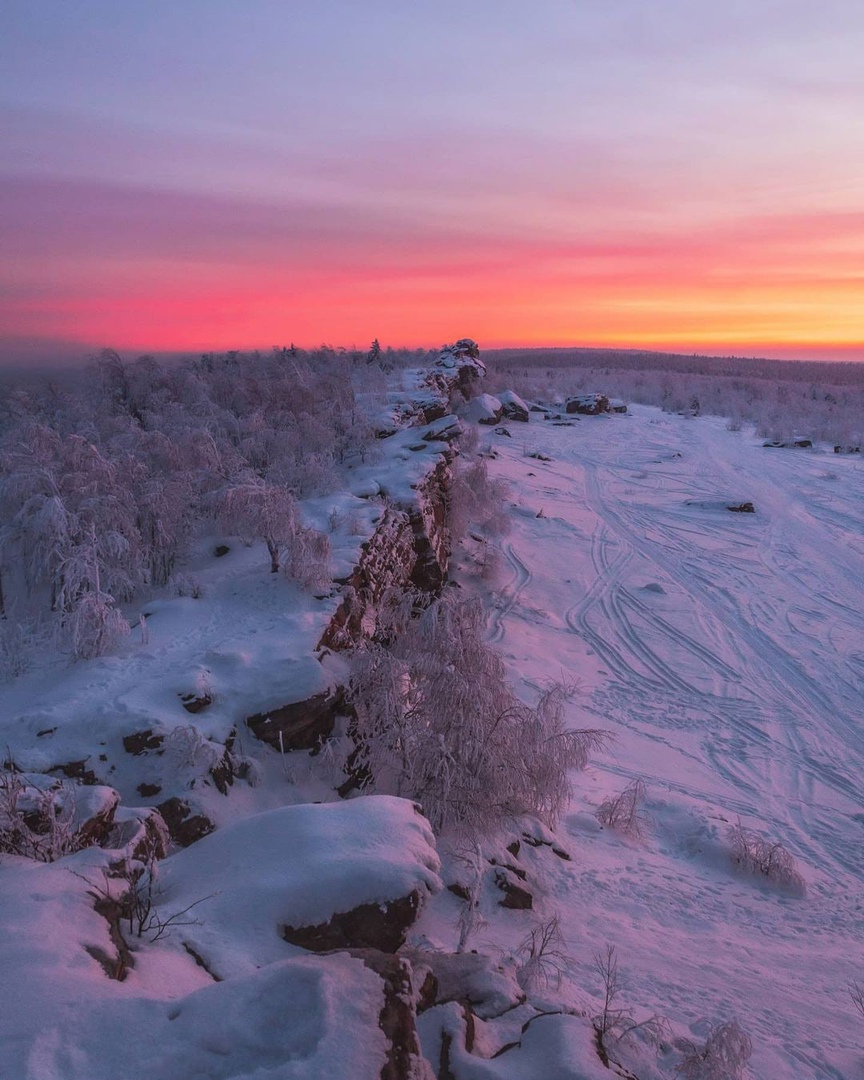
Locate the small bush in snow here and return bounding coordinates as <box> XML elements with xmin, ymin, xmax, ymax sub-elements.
<box><xmin>850</xmin><ymin>980</ymin><xmax>864</xmax><ymax>1020</ymax></box>
<box><xmin>727</xmin><ymin>818</ymin><xmax>805</xmax><ymax>894</ymax></box>
<box><xmin>64</xmin><ymin>591</ymin><xmax>130</xmax><ymax>661</ymax></box>
<box><xmin>165</xmin><ymin>725</ymin><xmax>222</xmax><ymax>783</ymax></box>
<box><xmin>677</xmin><ymin>1018</ymin><xmax>752</xmax><ymax>1080</ymax></box>
<box><xmin>171</xmin><ymin>572</ymin><xmax>203</xmax><ymax>599</ymax></box>
<box><xmin>593</xmin><ymin>944</ymin><xmax>667</xmax><ymax>1063</ymax></box>
<box><xmin>516</xmin><ymin>915</ymin><xmax>570</xmax><ymax>992</ymax></box>
<box><xmin>0</xmin><ymin>771</ymin><xmax>82</xmax><ymax>862</ymax></box>
<box><xmin>448</xmin><ymin>458</ymin><xmax>510</xmax><ymax>540</ymax></box>
<box><xmin>596</xmin><ymin>778</ymin><xmax>647</xmax><ymax>840</ymax></box>
<box><xmin>346</xmin><ymin>593</ymin><xmax>608</xmax><ymax>833</ymax></box>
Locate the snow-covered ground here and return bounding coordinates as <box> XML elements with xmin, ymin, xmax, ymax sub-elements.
<box><xmin>438</xmin><ymin>404</ymin><xmax>863</xmax><ymax>1078</ymax></box>
<box><xmin>2</xmin><ymin>392</ymin><xmax>863</xmax><ymax>1078</ymax></box>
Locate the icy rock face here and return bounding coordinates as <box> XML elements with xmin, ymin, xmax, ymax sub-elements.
<box><xmin>155</xmin><ymin>795</ymin><xmax>443</xmax><ymax>978</ymax></box>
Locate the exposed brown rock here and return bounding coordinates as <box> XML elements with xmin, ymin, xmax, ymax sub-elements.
<box><xmin>494</xmin><ymin>869</ymin><xmax>533</xmax><ymax>910</ymax></box>
<box><xmin>246</xmin><ymin>688</ymin><xmax>345</xmax><ymax>752</ymax></box>
<box><xmin>179</xmin><ymin>692</ymin><xmax>212</xmax><ymax>714</ymax></box>
<box><xmin>48</xmin><ymin>759</ymin><xmax>98</xmax><ymax>785</ymax></box>
<box><xmin>155</xmin><ymin>796</ymin><xmax>214</xmax><ymax>847</ymax></box>
<box><xmin>345</xmin><ymin>950</ymin><xmax>429</xmax><ymax>1080</ymax></box>
<box><xmin>566</xmin><ymin>393</ymin><xmax>610</xmax><ymax>415</ymax></box>
<box><xmin>122</xmin><ymin>730</ymin><xmax>165</xmax><ymax>756</ymax></box>
<box><xmin>282</xmin><ymin>890</ymin><xmax>423</xmax><ymax>954</ymax></box>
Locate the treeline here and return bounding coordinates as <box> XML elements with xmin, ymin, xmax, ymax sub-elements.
<box><xmin>485</xmin><ymin>347</ymin><xmax>864</xmax><ymax>445</ymax></box>
<box><xmin>0</xmin><ymin>344</ymin><xmax>434</xmax><ymax>664</ymax></box>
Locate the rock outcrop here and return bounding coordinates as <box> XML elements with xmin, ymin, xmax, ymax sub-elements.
<box><xmin>566</xmin><ymin>392</ymin><xmax>611</xmax><ymax>415</ymax></box>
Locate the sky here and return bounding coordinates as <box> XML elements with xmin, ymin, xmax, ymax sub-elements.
<box><xmin>2</xmin><ymin>1</ymin><xmax>864</xmax><ymax>364</ymax></box>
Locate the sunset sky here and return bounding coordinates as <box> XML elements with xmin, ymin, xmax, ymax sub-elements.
<box><xmin>2</xmin><ymin>1</ymin><xmax>864</xmax><ymax>363</ymax></box>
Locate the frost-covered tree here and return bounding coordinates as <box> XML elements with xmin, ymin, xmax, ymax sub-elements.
<box><xmin>347</xmin><ymin>594</ymin><xmax>607</xmax><ymax>833</ymax></box>
<box><xmin>218</xmin><ymin>477</ymin><xmax>300</xmax><ymax>573</ymax></box>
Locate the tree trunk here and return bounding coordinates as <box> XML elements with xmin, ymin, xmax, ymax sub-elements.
<box><xmin>267</xmin><ymin>539</ymin><xmax>280</xmax><ymax>574</ymax></box>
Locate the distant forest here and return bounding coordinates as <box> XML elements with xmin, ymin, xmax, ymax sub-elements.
<box><xmin>485</xmin><ymin>347</ymin><xmax>864</xmax><ymax>446</ymax></box>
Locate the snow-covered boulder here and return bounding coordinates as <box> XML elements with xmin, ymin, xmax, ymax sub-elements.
<box><xmin>497</xmin><ymin>390</ymin><xmax>530</xmax><ymax>422</ymax></box>
<box><xmin>565</xmin><ymin>393</ymin><xmax>610</xmax><ymax>415</ymax></box>
<box><xmin>461</xmin><ymin>393</ymin><xmax>504</xmax><ymax>425</ymax></box>
<box><xmin>156</xmin><ymin>795</ymin><xmax>442</xmax><ymax>976</ymax></box>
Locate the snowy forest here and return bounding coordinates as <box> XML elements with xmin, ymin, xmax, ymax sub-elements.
<box><xmin>1</xmin><ymin>342</ymin><xmax>863</xmax><ymax>1079</ymax></box>
<box><xmin>0</xmin><ymin>345</ymin><xmax>434</xmax><ymax>666</ymax></box>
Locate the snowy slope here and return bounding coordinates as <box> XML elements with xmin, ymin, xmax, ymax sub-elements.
<box><xmin>437</xmin><ymin>405</ymin><xmax>864</xmax><ymax>1078</ymax></box>
<box><xmin>2</xmin><ymin>391</ymin><xmax>863</xmax><ymax>1078</ymax></box>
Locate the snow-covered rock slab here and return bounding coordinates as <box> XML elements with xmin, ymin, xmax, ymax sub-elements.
<box><xmin>461</xmin><ymin>393</ymin><xmax>504</xmax><ymax>425</ymax></box>
<box><xmin>157</xmin><ymin>795</ymin><xmax>442</xmax><ymax>976</ymax></box>
<box><xmin>497</xmin><ymin>390</ymin><xmax>530</xmax><ymax>422</ymax></box>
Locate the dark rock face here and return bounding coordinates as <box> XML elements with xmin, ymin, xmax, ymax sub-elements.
<box><xmin>763</xmin><ymin>438</ymin><xmax>812</xmax><ymax>449</ymax></box>
<box><xmin>122</xmin><ymin>730</ymin><xmax>165</xmax><ymax>756</ymax></box>
<box><xmin>493</xmin><ymin>869</ymin><xmax>533</xmax><ymax>910</ymax></box>
<box><xmin>834</xmin><ymin>445</ymin><xmax>861</xmax><ymax>454</ymax></box>
<box><xmin>565</xmin><ymin>393</ymin><xmax>610</xmax><ymax>415</ymax></box>
<box><xmin>320</xmin><ymin>458</ymin><xmax>452</xmax><ymax>651</ymax></box>
<box><xmin>409</xmin><ymin>456</ymin><xmax>452</xmax><ymax>594</ymax></box>
<box><xmin>345</xmin><ymin>950</ymin><xmax>429</xmax><ymax>1080</ymax></box>
<box><xmin>282</xmin><ymin>891</ymin><xmax>422</xmax><ymax>954</ymax></box>
<box><xmin>246</xmin><ymin>688</ymin><xmax>344</xmax><ymax>752</ymax></box>
<box><xmin>498</xmin><ymin>391</ymin><xmax>530</xmax><ymax>423</ymax></box>
<box><xmin>106</xmin><ymin>807</ymin><xmax>169</xmax><ymax>862</ymax></box>
<box><xmin>727</xmin><ymin>502</ymin><xmax>755</xmax><ymax>513</ymax></box>
<box><xmin>48</xmin><ymin>759</ymin><xmax>98</xmax><ymax>785</ymax></box>
<box><xmin>180</xmin><ymin>692</ymin><xmax>212</xmax><ymax>714</ymax></box>
<box><xmin>155</xmin><ymin>796</ymin><xmax>214</xmax><ymax>847</ymax></box>
<box><xmin>319</xmin><ymin>509</ymin><xmax>418</xmax><ymax>651</ymax></box>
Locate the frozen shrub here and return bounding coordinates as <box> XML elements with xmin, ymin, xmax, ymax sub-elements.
<box><xmin>728</xmin><ymin>818</ymin><xmax>805</xmax><ymax>894</ymax></box>
<box><xmin>65</xmin><ymin>590</ymin><xmax>130</xmax><ymax>661</ymax></box>
<box><xmin>596</xmin><ymin>778</ymin><xmax>647</xmax><ymax>840</ymax></box>
<box><xmin>285</xmin><ymin>525</ymin><xmax>331</xmax><ymax>592</ymax></box>
<box><xmin>516</xmin><ymin>915</ymin><xmax>570</xmax><ymax>991</ymax></box>
<box><xmin>592</xmin><ymin>944</ymin><xmax>667</xmax><ymax>1062</ymax></box>
<box><xmin>0</xmin><ymin>771</ymin><xmax>82</xmax><ymax>861</ymax></box>
<box><xmin>677</xmin><ymin>1018</ymin><xmax>752</xmax><ymax>1080</ymax></box>
<box><xmin>164</xmin><ymin>725</ymin><xmax>222</xmax><ymax>784</ymax></box>
<box><xmin>346</xmin><ymin>593</ymin><xmax>607</xmax><ymax>833</ymax></box>
<box><xmin>171</xmin><ymin>572</ymin><xmax>203</xmax><ymax>599</ymax></box>
<box><xmin>448</xmin><ymin>458</ymin><xmax>510</xmax><ymax>540</ymax></box>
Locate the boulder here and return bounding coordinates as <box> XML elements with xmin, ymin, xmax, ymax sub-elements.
<box><xmin>154</xmin><ymin>796</ymin><xmax>442</xmax><ymax>977</ymax></box>
<box><xmin>462</xmin><ymin>393</ymin><xmax>504</xmax><ymax>426</ymax></box>
<box><xmin>246</xmin><ymin>687</ymin><xmax>345</xmax><ymax>752</ymax></box>
<box><xmin>565</xmin><ymin>393</ymin><xmax>610</xmax><ymax>415</ymax></box>
<box><xmin>403</xmin><ymin>948</ymin><xmax>525</xmax><ymax>1019</ymax></box>
<box><xmin>155</xmin><ymin>796</ymin><xmax>215</xmax><ymax>848</ymax></box>
<box><xmin>763</xmin><ymin>437</ymin><xmax>812</xmax><ymax>449</ymax></box>
<box><xmin>283</xmin><ymin>892</ymin><xmax>423</xmax><ymax>954</ymax></box>
<box><xmin>498</xmin><ymin>390</ymin><xmax>530</xmax><ymax>422</ymax></box>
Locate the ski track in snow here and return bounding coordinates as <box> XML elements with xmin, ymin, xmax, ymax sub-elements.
<box><xmin>483</xmin><ymin>407</ymin><xmax>864</xmax><ymax>1078</ymax></box>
